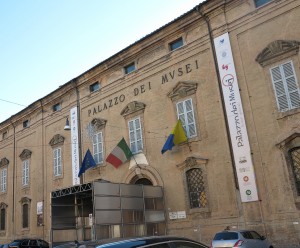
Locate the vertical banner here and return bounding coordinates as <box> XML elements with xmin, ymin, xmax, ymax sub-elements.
<box><xmin>214</xmin><ymin>32</ymin><xmax>258</xmax><ymax>202</ymax></box>
<box><xmin>71</xmin><ymin>106</ymin><xmax>80</xmax><ymax>185</ymax></box>
<box><xmin>37</xmin><ymin>201</ymin><xmax>43</xmax><ymax>226</ymax></box>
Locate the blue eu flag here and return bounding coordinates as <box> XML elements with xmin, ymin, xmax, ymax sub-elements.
<box><xmin>78</xmin><ymin>149</ymin><xmax>97</xmax><ymax>177</ymax></box>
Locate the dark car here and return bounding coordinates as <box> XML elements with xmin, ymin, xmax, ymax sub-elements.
<box><xmin>9</xmin><ymin>239</ymin><xmax>49</xmax><ymax>248</ymax></box>
<box><xmin>53</xmin><ymin>236</ymin><xmax>208</xmax><ymax>248</ymax></box>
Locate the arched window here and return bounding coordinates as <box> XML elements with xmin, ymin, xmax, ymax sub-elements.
<box><xmin>186</xmin><ymin>168</ymin><xmax>207</xmax><ymax>208</ymax></box>
<box><xmin>289</xmin><ymin>147</ymin><xmax>300</xmax><ymax>195</ymax></box>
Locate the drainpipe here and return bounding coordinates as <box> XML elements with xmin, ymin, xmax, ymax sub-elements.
<box><xmin>10</xmin><ymin>119</ymin><xmax>16</xmax><ymax>239</ymax></box>
<box><xmin>195</xmin><ymin>5</ymin><xmax>239</xmax><ymax>189</ymax></box>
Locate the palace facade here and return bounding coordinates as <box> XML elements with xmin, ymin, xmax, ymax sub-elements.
<box><xmin>0</xmin><ymin>0</ymin><xmax>300</xmax><ymax>246</ymax></box>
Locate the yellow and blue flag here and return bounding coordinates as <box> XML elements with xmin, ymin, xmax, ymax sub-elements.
<box><xmin>161</xmin><ymin>120</ymin><xmax>188</xmax><ymax>154</ymax></box>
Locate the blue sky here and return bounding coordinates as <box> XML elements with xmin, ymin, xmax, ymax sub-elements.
<box><xmin>0</xmin><ymin>0</ymin><xmax>202</xmax><ymax>123</ymax></box>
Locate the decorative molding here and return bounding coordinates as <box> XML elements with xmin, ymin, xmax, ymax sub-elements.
<box><xmin>91</xmin><ymin>118</ymin><xmax>107</xmax><ymax>131</ymax></box>
<box><xmin>0</xmin><ymin>158</ymin><xmax>9</xmax><ymax>167</ymax></box>
<box><xmin>256</xmin><ymin>40</ymin><xmax>300</xmax><ymax>66</ymax></box>
<box><xmin>120</xmin><ymin>101</ymin><xmax>146</xmax><ymax>117</ymax></box>
<box><xmin>0</xmin><ymin>202</ymin><xmax>8</xmax><ymax>209</ymax></box>
<box><xmin>177</xmin><ymin>156</ymin><xmax>208</xmax><ymax>170</ymax></box>
<box><xmin>49</xmin><ymin>134</ymin><xmax>65</xmax><ymax>147</ymax></box>
<box><xmin>19</xmin><ymin>149</ymin><xmax>32</xmax><ymax>160</ymax></box>
<box><xmin>276</xmin><ymin>132</ymin><xmax>300</xmax><ymax>149</ymax></box>
<box><xmin>20</xmin><ymin>197</ymin><xmax>31</xmax><ymax>204</ymax></box>
<box><xmin>167</xmin><ymin>81</ymin><xmax>198</xmax><ymax>101</ymax></box>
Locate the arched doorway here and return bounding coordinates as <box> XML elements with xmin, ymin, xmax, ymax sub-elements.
<box><xmin>134</xmin><ymin>177</ymin><xmax>153</xmax><ymax>185</ymax></box>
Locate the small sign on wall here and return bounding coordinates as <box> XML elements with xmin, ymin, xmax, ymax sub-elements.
<box><xmin>169</xmin><ymin>211</ymin><xmax>186</xmax><ymax>220</ymax></box>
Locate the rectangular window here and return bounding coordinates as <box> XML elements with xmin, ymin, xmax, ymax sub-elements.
<box><xmin>53</xmin><ymin>103</ymin><xmax>61</xmax><ymax>112</ymax></box>
<box><xmin>23</xmin><ymin>120</ymin><xmax>29</xmax><ymax>128</ymax></box>
<box><xmin>169</xmin><ymin>37</ymin><xmax>183</xmax><ymax>51</ymax></box>
<box><xmin>128</xmin><ymin>117</ymin><xmax>143</xmax><ymax>154</ymax></box>
<box><xmin>0</xmin><ymin>169</ymin><xmax>7</xmax><ymax>193</ymax></box>
<box><xmin>176</xmin><ymin>98</ymin><xmax>197</xmax><ymax>138</ymax></box>
<box><xmin>22</xmin><ymin>160</ymin><xmax>29</xmax><ymax>186</ymax></box>
<box><xmin>124</xmin><ymin>63</ymin><xmax>136</xmax><ymax>74</ymax></box>
<box><xmin>93</xmin><ymin>132</ymin><xmax>104</xmax><ymax>164</ymax></box>
<box><xmin>90</xmin><ymin>82</ymin><xmax>100</xmax><ymax>93</ymax></box>
<box><xmin>254</xmin><ymin>0</ymin><xmax>272</xmax><ymax>8</ymax></box>
<box><xmin>0</xmin><ymin>208</ymin><xmax>5</xmax><ymax>230</ymax></box>
<box><xmin>270</xmin><ymin>61</ymin><xmax>300</xmax><ymax>112</ymax></box>
<box><xmin>22</xmin><ymin>204</ymin><xmax>29</xmax><ymax>228</ymax></box>
<box><xmin>53</xmin><ymin>148</ymin><xmax>62</xmax><ymax>176</ymax></box>
<box><xmin>2</xmin><ymin>131</ymin><xmax>7</xmax><ymax>139</ymax></box>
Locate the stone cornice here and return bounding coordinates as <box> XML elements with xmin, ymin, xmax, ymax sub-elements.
<box><xmin>91</xmin><ymin>118</ymin><xmax>107</xmax><ymax>131</ymax></box>
<box><xmin>167</xmin><ymin>81</ymin><xmax>198</xmax><ymax>101</ymax></box>
<box><xmin>49</xmin><ymin>134</ymin><xmax>65</xmax><ymax>147</ymax></box>
<box><xmin>19</xmin><ymin>149</ymin><xmax>32</xmax><ymax>160</ymax></box>
<box><xmin>0</xmin><ymin>158</ymin><xmax>9</xmax><ymax>168</ymax></box>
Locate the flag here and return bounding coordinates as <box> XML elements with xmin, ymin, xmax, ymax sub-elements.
<box><xmin>106</xmin><ymin>138</ymin><xmax>133</xmax><ymax>168</ymax></box>
<box><xmin>161</xmin><ymin>120</ymin><xmax>188</xmax><ymax>154</ymax></box>
<box><xmin>78</xmin><ymin>149</ymin><xmax>97</xmax><ymax>177</ymax></box>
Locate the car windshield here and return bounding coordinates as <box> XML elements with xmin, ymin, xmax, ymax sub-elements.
<box><xmin>213</xmin><ymin>232</ymin><xmax>239</xmax><ymax>240</ymax></box>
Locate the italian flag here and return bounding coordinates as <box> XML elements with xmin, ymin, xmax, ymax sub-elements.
<box><xmin>106</xmin><ymin>138</ymin><xmax>133</xmax><ymax>168</ymax></box>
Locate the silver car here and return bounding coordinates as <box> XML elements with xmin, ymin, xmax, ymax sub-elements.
<box><xmin>211</xmin><ymin>230</ymin><xmax>273</xmax><ymax>248</ymax></box>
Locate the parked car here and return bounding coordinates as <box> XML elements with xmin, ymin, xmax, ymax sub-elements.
<box><xmin>9</xmin><ymin>239</ymin><xmax>49</xmax><ymax>248</ymax></box>
<box><xmin>211</xmin><ymin>230</ymin><xmax>273</xmax><ymax>248</ymax></box>
<box><xmin>53</xmin><ymin>236</ymin><xmax>209</xmax><ymax>248</ymax></box>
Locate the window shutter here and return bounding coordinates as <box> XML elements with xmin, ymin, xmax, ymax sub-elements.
<box><xmin>282</xmin><ymin>62</ymin><xmax>300</xmax><ymax>109</ymax></box>
<box><xmin>271</xmin><ymin>66</ymin><xmax>289</xmax><ymax>111</ymax></box>
<box><xmin>176</xmin><ymin>99</ymin><xmax>197</xmax><ymax>138</ymax></box>
<box><xmin>128</xmin><ymin>118</ymin><xmax>143</xmax><ymax>154</ymax></box>
<box><xmin>93</xmin><ymin>132</ymin><xmax>103</xmax><ymax>164</ymax></box>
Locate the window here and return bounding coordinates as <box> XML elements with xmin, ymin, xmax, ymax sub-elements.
<box><xmin>23</xmin><ymin>120</ymin><xmax>29</xmax><ymax>128</ymax></box>
<box><xmin>169</xmin><ymin>38</ymin><xmax>183</xmax><ymax>51</ymax></box>
<box><xmin>90</xmin><ymin>82</ymin><xmax>100</xmax><ymax>93</ymax></box>
<box><xmin>2</xmin><ymin>131</ymin><xmax>7</xmax><ymax>140</ymax></box>
<box><xmin>53</xmin><ymin>148</ymin><xmax>62</xmax><ymax>176</ymax></box>
<box><xmin>186</xmin><ymin>168</ymin><xmax>207</xmax><ymax>208</ymax></box>
<box><xmin>93</xmin><ymin>132</ymin><xmax>104</xmax><ymax>164</ymax></box>
<box><xmin>176</xmin><ymin>99</ymin><xmax>197</xmax><ymax>138</ymax></box>
<box><xmin>22</xmin><ymin>160</ymin><xmax>29</xmax><ymax>186</ymax></box>
<box><xmin>53</xmin><ymin>103</ymin><xmax>61</xmax><ymax>112</ymax></box>
<box><xmin>270</xmin><ymin>61</ymin><xmax>300</xmax><ymax>112</ymax></box>
<box><xmin>128</xmin><ymin>117</ymin><xmax>143</xmax><ymax>154</ymax></box>
<box><xmin>254</xmin><ymin>0</ymin><xmax>272</xmax><ymax>8</ymax></box>
<box><xmin>0</xmin><ymin>169</ymin><xmax>7</xmax><ymax>193</ymax></box>
<box><xmin>124</xmin><ymin>63</ymin><xmax>136</xmax><ymax>74</ymax></box>
<box><xmin>0</xmin><ymin>208</ymin><xmax>5</xmax><ymax>230</ymax></box>
<box><xmin>289</xmin><ymin>147</ymin><xmax>300</xmax><ymax>195</ymax></box>
<box><xmin>22</xmin><ymin>203</ymin><xmax>29</xmax><ymax>228</ymax></box>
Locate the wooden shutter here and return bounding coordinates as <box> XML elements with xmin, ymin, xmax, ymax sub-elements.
<box><xmin>176</xmin><ymin>99</ymin><xmax>197</xmax><ymax>138</ymax></box>
<box><xmin>128</xmin><ymin>117</ymin><xmax>143</xmax><ymax>154</ymax></box>
<box><xmin>93</xmin><ymin>132</ymin><xmax>103</xmax><ymax>164</ymax></box>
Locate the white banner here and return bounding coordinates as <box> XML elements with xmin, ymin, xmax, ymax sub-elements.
<box><xmin>71</xmin><ymin>106</ymin><xmax>80</xmax><ymax>185</ymax></box>
<box><xmin>214</xmin><ymin>32</ymin><xmax>258</xmax><ymax>202</ymax></box>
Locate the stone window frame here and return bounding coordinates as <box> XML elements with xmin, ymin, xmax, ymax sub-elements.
<box><xmin>255</xmin><ymin>40</ymin><xmax>300</xmax><ymax>118</ymax></box>
<box><xmin>0</xmin><ymin>203</ymin><xmax>7</xmax><ymax>232</ymax></box>
<box><xmin>19</xmin><ymin>149</ymin><xmax>32</xmax><ymax>189</ymax></box>
<box><xmin>167</xmin><ymin>81</ymin><xmax>201</xmax><ymax>142</ymax></box>
<box><xmin>177</xmin><ymin>156</ymin><xmax>210</xmax><ymax>214</ymax></box>
<box><xmin>276</xmin><ymin>133</ymin><xmax>300</xmax><ymax>203</ymax></box>
<box><xmin>89</xmin><ymin>118</ymin><xmax>107</xmax><ymax>166</ymax></box>
<box><xmin>20</xmin><ymin>197</ymin><xmax>31</xmax><ymax>230</ymax></box>
<box><xmin>49</xmin><ymin>134</ymin><xmax>65</xmax><ymax>179</ymax></box>
<box><xmin>120</xmin><ymin>101</ymin><xmax>146</xmax><ymax>155</ymax></box>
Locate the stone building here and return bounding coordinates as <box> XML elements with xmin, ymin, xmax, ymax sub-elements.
<box><xmin>0</xmin><ymin>0</ymin><xmax>300</xmax><ymax>246</ymax></box>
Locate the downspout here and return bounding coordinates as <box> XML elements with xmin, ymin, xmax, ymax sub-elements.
<box><xmin>10</xmin><ymin>119</ymin><xmax>16</xmax><ymax>238</ymax></box>
<box><xmin>195</xmin><ymin>5</ymin><xmax>239</xmax><ymax>189</ymax></box>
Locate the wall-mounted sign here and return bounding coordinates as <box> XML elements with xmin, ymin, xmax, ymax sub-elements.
<box><xmin>71</xmin><ymin>106</ymin><xmax>80</xmax><ymax>185</ymax></box>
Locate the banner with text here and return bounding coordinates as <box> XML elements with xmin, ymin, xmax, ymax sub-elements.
<box><xmin>71</xmin><ymin>106</ymin><xmax>80</xmax><ymax>185</ymax></box>
<box><xmin>214</xmin><ymin>32</ymin><xmax>258</xmax><ymax>202</ymax></box>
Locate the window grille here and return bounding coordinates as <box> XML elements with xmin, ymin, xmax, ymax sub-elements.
<box><xmin>22</xmin><ymin>204</ymin><xmax>29</xmax><ymax>228</ymax></box>
<box><xmin>186</xmin><ymin>168</ymin><xmax>207</xmax><ymax>208</ymax></box>
<box><xmin>290</xmin><ymin>147</ymin><xmax>300</xmax><ymax>195</ymax></box>
<box><xmin>0</xmin><ymin>208</ymin><xmax>5</xmax><ymax>230</ymax></box>
<box><xmin>93</xmin><ymin>132</ymin><xmax>103</xmax><ymax>164</ymax></box>
<box><xmin>128</xmin><ymin>117</ymin><xmax>143</xmax><ymax>154</ymax></box>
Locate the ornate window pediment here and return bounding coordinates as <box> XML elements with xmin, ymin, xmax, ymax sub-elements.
<box><xmin>256</xmin><ymin>40</ymin><xmax>300</xmax><ymax>66</ymax></box>
<box><xmin>276</xmin><ymin>132</ymin><xmax>300</xmax><ymax>150</ymax></box>
<box><xmin>167</xmin><ymin>81</ymin><xmax>198</xmax><ymax>101</ymax></box>
<box><xmin>121</xmin><ymin>101</ymin><xmax>146</xmax><ymax>117</ymax></box>
<box><xmin>0</xmin><ymin>158</ymin><xmax>9</xmax><ymax>168</ymax></box>
<box><xmin>91</xmin><ymin>118</ymin><xmax>107</xmax><ymax>131</ymax></box>
<box><xmin>49</xmin><ymin>134</ymin><xmax>65</xmax><ymax>147</ymax></box>
<box><xmin>20</xmin><ymin>197</ymin><xmax>31</xmax><ymax>204</ymax></box>
<box><xmin>177</xmin><ymin>156</ymin><xmax>208</xmax><ymax>170</ymax></box>
<box><xmin>19</xmin><ymin>149</ymin><xmax>32</xmax><ymax>160</ymax></box>
<box><xmin>0</xmin><ymin>203</ymin><xmax>7</xmax><ymax>209</ymax></box>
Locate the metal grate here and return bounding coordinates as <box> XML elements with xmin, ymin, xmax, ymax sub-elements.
<box><xmin>186</xmin><ymin>168</ymin><xmax>207</xmax><ymax>208</ymax></box>
<box><xmin>290</xmin><ymin>147</ymin><xmax>300</xmax><ymax>195</ymax></box>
